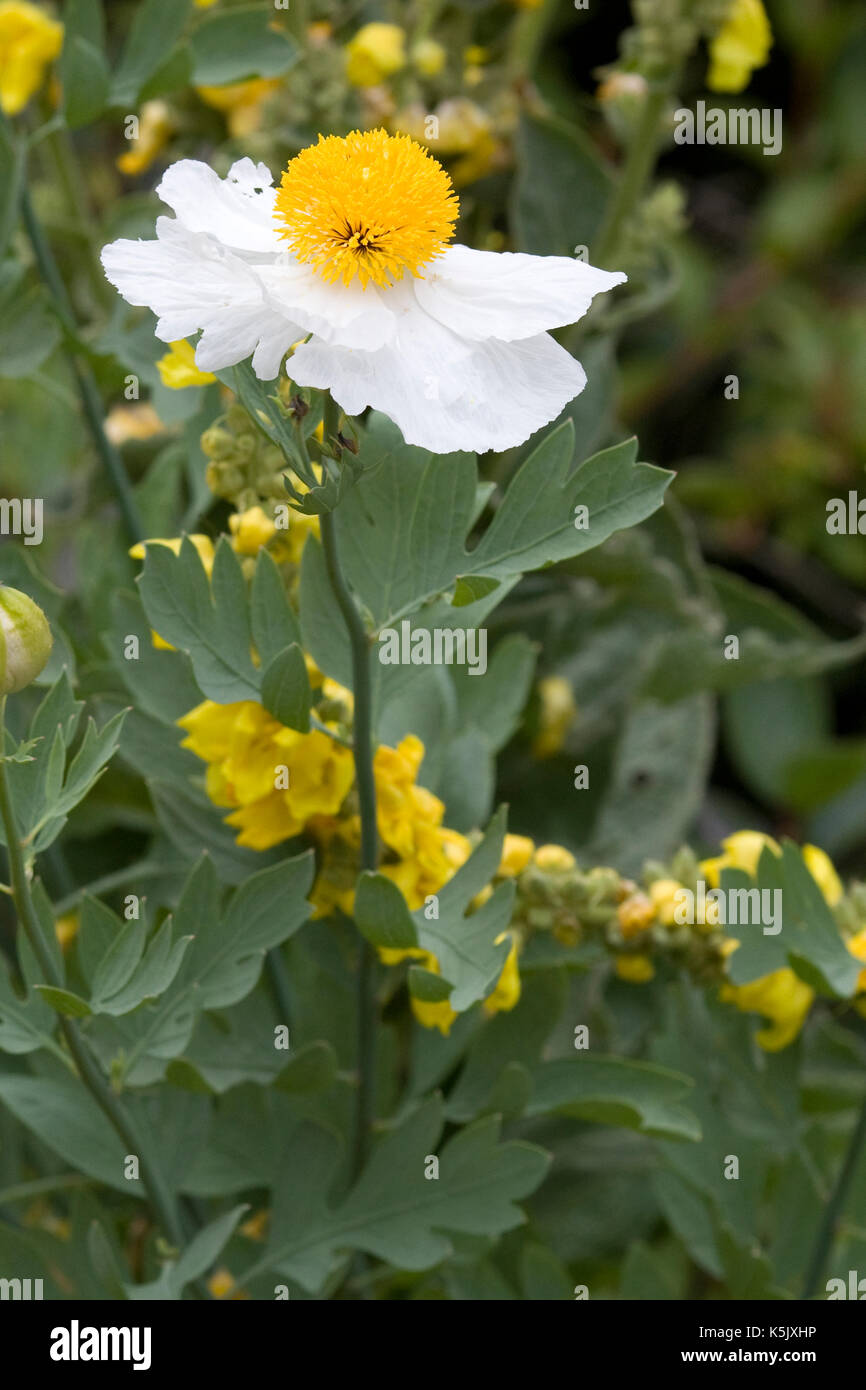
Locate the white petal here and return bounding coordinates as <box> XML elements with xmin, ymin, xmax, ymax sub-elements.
<box><xmin>414</xmin><ymin>244</ymin><xmax>626</xmax><ymax>342</ymax></box>
<box><xmin>257</xmin><ymin>260</ymin><xmax>395</xmax><ymax>350</ymax></box>
<box><xmin>289</xmin><ymin>300</ymin><xmax>587</xmax><ymax>454</ymax></box>
<box><xmin>155</xmin><ymin>157</ymin><xmax>281</xmax><ymax>254</ymax></box>
<box><xmin>101</xmin><ymin>220</ymin><xmax>302</xmax><ymax>374</ymax></box>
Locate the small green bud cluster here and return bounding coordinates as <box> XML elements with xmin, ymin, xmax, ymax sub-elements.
<box><xmin>201</xmin><ymin>404</ymin><xmax>287</xmax><ymax>512</ymax></box>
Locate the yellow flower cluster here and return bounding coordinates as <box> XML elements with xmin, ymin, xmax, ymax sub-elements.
<box><xmin>178</xmin><ymin>694</ymin><xmax>355</xmax><ymax>851</ymax></box>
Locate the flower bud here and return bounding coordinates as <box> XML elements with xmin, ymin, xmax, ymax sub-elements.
<box><xmin>0</xmin><ymin>587</ymin><xmax>52</xmax><ymax>694</ymax></box>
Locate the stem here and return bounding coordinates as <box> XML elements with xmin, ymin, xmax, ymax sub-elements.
<box><xmin>801</xmin><ymin>1090</ymin><xmax>866</xmax><ymax>1299</ymax></box>
<box><xmin>0</xmin><ymin>107</ymin><xmax>144</xmax><ymax>544</ymax></box>
<box><xmin>0</xmin><ymin>698</ymin><xmax>183</xmax><ymax>1249</ymax></box>
<box><xmin>594</xmin><ymin>87</ymin><xmax>669</xmax><ymax>267</ymax></box>
<box><xmin>318</xmin><ymin>407</ymin><xmax>378</xmax><ymax>1178</ymax></box>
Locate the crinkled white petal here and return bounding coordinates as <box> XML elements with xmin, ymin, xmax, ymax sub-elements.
<box><xmin>288</xmin><ymin>299</ymin><xmax>587</xmax><ymax>454</ymax></box>
<box><xmin>414</xmin><ymin>244</ymin><xmax>626</xmax><ymax>342</ymax></box>
<box><xmin>257</xmin><ymin>260</ymin><xmax>395</xmax><ymax>351</ymax></box>
<box><xmin>100</xmin><ymin>219</ymin><xmax>303</xmax><ymax>374</ymax></box>
<box><xmin>156</xmin><ymin>157</ymin><xmax>281</xmax><ymax>254</ymax></box>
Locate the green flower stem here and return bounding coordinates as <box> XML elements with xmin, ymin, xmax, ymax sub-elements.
<box><xmin>802</xmin><ymin>1088</ymin><xmax>866</xmax><ymax>1298</ymax></box>
<box><xmin>318</xmin><ymin>402</ymin><xmax>378</xmax><ymax>1177</ymax></box>
<box><xmin>0</xmin><ymin>696</ymin><xmax>184</xmax><ymax>1252</ymax></box>
<box><xmin>594</xmin><ymin>86</ymin><xmax>670</xmax><ymax>267</ymax></box>
<box><xmin>507</xmin><ymin>0</ymin><xmax>560</xmax><ymax>80</ymax></box>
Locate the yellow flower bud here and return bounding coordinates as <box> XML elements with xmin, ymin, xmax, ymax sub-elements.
<box><xmin>617</xmin><ymin>893</ymin><xmax>655</xmax><ymax>938</ymax></box>
<box><xmin>0</xmin><ymin>586</ymin><xmax>52</xmax><ymax>693</ymax></box>
<box><xmin>533</xmin><ymin>843</ymin><xmax>576</xmax><ymax>873</ymax></box>
<box><xmin>498</xmin><ymin>832</ymin><xmax>535</xmax><ymax>877</ymax></box>
<box><xmin>648</xmin><ymin>878</ymin><xmax>684</xmax><ymax>928</ymax></box>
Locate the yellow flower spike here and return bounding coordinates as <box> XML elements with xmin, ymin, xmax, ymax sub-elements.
<box><xmin>228</xmin><ymin>505</ymin><xmax>276</xmax><ymax>556</ymax></box>
<box><xmin>616</xmin><ymin>954</ymin><xmax>655</xmax><ymax>984</ymax></box>
<box><xmin>0</xmin><ymin>1</ymin><xmax>63</xmax><ymax>116</ymax></box>
<box><xmin>498</xmin><ymin>833</ymin><xmax>535</xmax><ymax>878</ymax></box>
<box><xmin>720</xmin><ymin>968</ymin><xmax>814</xmax><ymax>1051</ymax></box>
<box><xmin>274</xmin><ymin>130</ymin><xmax>458</xmax><ymax>290</ymax></box>
<box><xmin>532</xmin><ymin>675</ymin><xmax>577</xmax><ymax>758</ymax></box>
<box><xmin>483</xmin><ymin>935</ymin><xmax>521</xmax><ymax>1015</ymax></box>
<box><xmin>411</xmin><ymin>38</ymin><xmax>446</xmax><ymax>78</ymax></box>
<box><xmin>116</xmin><ymin>99</ymin><xmax>174</xmax><ymax>177</ymax></box>
<box><xmin>344</xmin><ymin>22</ymin><xmax>406</xmax><ymax>88</ymax></box>
<box><xmin>707</xmin><ymin>0</ymin><xmax>772</xmax><ymax>93</ymax></box>
<box><xmin>802</xmin><ymin>844</ymin><xmax>843</xmax><ymax>907</ymax></box>
<box><xmin>533</xmin><ymin>843</ymin><xmax>576</xmax><ymax>873</ymax></box>
<box><xmin>156</xmin><ymin>339</ymin><xmax>216</xmax><ymax>389</ymax></box>
<box><xmin>648</xmin><ymin>878</ymin><xmax>685</xmax><ymax>928</ymax></box>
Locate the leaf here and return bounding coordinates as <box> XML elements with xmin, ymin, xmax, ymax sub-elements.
<box><xmin>189</xmin><ymin>5</ymin><xmax>299</xmax><ymax>85</ymax></box>
<box><xmin>510</xmin><ymin>112</ymin><xmax>613</xmax><ymax>257</ymax></box>
<box><xmin>261</xmin><ymin>643</ymin><xmax>311</xmax><ymax>732</ymax></box>
<box><xmin>524</xmin><ymin>1057</ymin><xmax>701</xmax><ymax>1141</ymax></box>
<box><xmin>138</xmin><ymin>537</ymin><xmax>259</xmax><ymax>703</ymax></box>
<box><xmin>300</xmin><ymin>416</ymin><xmax>670</xmax><ymax>712</ymax></box>
<box><xmin>59</xmin><ymin>34</ymin><xmax>109</xmax><ymax>127</ymax></box>
<box><xmin>250</xmin><ymin>549</ymin><xmax>302</xmax><ymax>669</ymax></box>
<box><xmin>0</xmin><ymin>1076</ymin><xmax>129</xmax><ymax>1193</ymax></box>
<box><xmin>34</xmin><ymin>986</ymin><xmax>92</xmax><ymax>1019</ymax></box>
<box><xmin>355</xmin><ymin>873</ymin><xmax>419</xmax><ymax>952</ymax></box>
<box><xmin>256</xmin><ymin>1098</ymin><xmax>549</xmax><ymax>1294</ymax></box>
<box><xmin>111</xmin><ymin>854</ymin><xmax>312</xmax><ymax>1079</ymax></box>
<box><xmin>0</xmin><ymin>282</ymin><xmax>61</xmax><ymax>378</ymax></box>
<box><xmin>125</xmin><ymin>1206</ymin><xmax>248</xmax><ymax>1301</ymax></box>
<box><xmin>452</xmin><ymin>575</ymin><xmax>499</xmax><ymax>607</ymax></box>
<box><xmin>585</xmin><ymin>694</ymin><xmax>715</xmax><ymax>875</ymax></box>
<box><xmin>0</xmin><ymin>955</ymin><xmax>63</xmax><ymax>1057</ymax></box>
<box><xmin>357</xmin><ymin>808</ymin><xmax>514</xmax><ymax>1012</ymax></box>
<box><xmin>110</xmin><ymin>0</ymin><xmax>192</xmax><ymax>107</ymax></box>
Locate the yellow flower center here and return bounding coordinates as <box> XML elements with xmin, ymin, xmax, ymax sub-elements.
<box><xmin>273</xmin><ymin>129</ymin><xmax>459</xmax><ymax>290</ymax></box>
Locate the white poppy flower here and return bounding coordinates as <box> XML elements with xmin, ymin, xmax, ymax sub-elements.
<box><xmin>101</xmin><ymin>130</ymin><xmax>625</xmax><ymax>454</ymax></box>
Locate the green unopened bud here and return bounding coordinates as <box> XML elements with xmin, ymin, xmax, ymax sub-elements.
<box><xmin>0</xmin><ymin>587</ymin><xmax>52</xmax><ymax>694</ymax></box>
